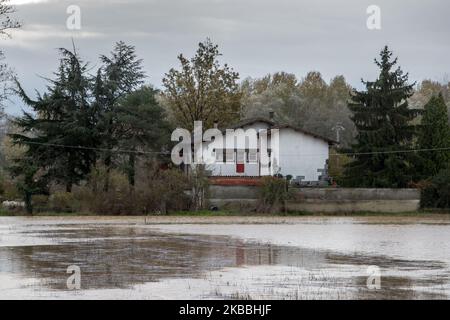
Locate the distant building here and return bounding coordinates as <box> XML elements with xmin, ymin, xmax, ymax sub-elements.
<box><xmin>205</xmin><ymin>117</ymin><xmax>335</xmax><ymax>183</ymax></box>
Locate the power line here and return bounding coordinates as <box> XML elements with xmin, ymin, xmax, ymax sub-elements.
<box><xmin>3</xmin><ymin>136</ymin><xmax>450</xmax><ymax>158</ymax></box>
<box><xmin>331</xmin><ymin>147</ymin><xmax>450</xmax><ymax>157</ymax></box>
<box><xmin>3</xmin><ymin>138</ymin><xmax>171</xmax><ymax>155</ymax></box>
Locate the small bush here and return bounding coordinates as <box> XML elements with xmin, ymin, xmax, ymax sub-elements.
<box><xmin>258</xmin><ymin>176</ymin><xmax>290</xmax><ymax>213</ymax></box>
<box><xmin>32</xmin><ymin>194</ymin><xmax>50</xmax><ymax>212</ymax></box>
<box><xmin>88</xmin><ymin>167</ymin><xmax>133</xmax><ymax>215</ymax></box>
<box><xmin>7</xmin><ymin>161</ymin><xmax>193</xmax><ymax>215</ymax></box>
<box><xmin>73</xmin><ymin>163</ymin><xmax>191</xmax><ymax>215</ymax></box>
<box><xmin>420</xmin><ymin>169</ymin><xmax>450</xmax><ymax>209</ymax></box>
<box><xmin>134</xmin><ymin>163</ymin><xmax>190</xmax><ymax>214</ymax></box>
<box><xmin>188</xmin><ymin>165</ymin><xmax>209</xmax><ymax>211</ymax></box>
<box><xmin>0</xmin><ymin>175</ymin><xmax>20</xmax><ymax>201</ymax></box>
<box><xmin>48</xmin><ymin>192</ymin><xmax>75</xmax><ymax>212</ymax></box>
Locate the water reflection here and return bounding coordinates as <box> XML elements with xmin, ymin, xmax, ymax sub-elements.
<box><xmin>0</xmin><ymin>220</ymin><xmax>448</xmax><ymax>299</ymax></box>
<box><xmin>0</xmin><ymin>225</ymin><xmax>327</xmax><ymax>290</ymax></box>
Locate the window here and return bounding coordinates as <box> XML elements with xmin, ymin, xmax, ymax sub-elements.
<box><xmin>236</xmin><ymin>150</ymin><xmax>245</xmax><ymax>164</ymax></box>
<box><xmin>248</xmin><ymin>150</ymin><xmax>257</xmax><ymax>163</ymax></box>
<box><xmin>215</xmin><ymin>149</ymin><xmax>223</xmax><ymax>163</ymax></box>
<box><xmin>226</xmin><ymin>149</ymin><xmax>235</xmax><ymax>162</ymax></box>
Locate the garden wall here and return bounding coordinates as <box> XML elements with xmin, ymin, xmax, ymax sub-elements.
<box><xmin>208</xmin><ymin>186</ymin><xmax>420</xmax><ymax>213</ymax></box>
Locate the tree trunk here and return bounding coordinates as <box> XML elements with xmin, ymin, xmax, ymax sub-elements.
<box><xmin>66</xmin><ymin>153</ymin><xmax>74</xmax><ymax>193</ymax></box>
<box><xmin>103</xmin><ymin>154</ymin><xmax>112</xmax><ymax>192</ymax></box>
<box><xmin>128</xmin><ymin>154</ymin><xmax>136</xmax><ymax>187</ymax></box>
<box><xmin>24</xmin><ymin>192</ymin><xmax>33</xmax><ymax>216</ymax></box>
<box><xmin>103</xmin><ymin>121</ymin><xmax>114</xmax><ymax>192</ymax></box>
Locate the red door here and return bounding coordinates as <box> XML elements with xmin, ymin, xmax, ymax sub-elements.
<box><xmin>236</xmin><ymin>163</ymin><xmax>245</xmax><ymax>173</ymax></box>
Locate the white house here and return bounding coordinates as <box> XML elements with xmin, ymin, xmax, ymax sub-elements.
<box><xmin>204</xmin><ymin>118</ymin><xmax>335</xmax><ymax>182</ymax></box>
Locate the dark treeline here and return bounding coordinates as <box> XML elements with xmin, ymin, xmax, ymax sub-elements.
<box><xmin>2</xmin><ymin>42</ymin><xmax>178</xmax><ymax>214</ymax></box>
<box><xmin>12</xmin><ymin>43</ymin><xmax>172</xmax><ymax>188</ymax></box>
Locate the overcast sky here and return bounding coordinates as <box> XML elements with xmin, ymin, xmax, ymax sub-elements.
<box><xmin>2</xmin><ymin>0</ymin><xmax>450</xmax><ymax>114</ymax></box>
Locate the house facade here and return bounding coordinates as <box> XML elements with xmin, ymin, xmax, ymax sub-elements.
<box><xmin>205</xmin><ymin>118</ymin><xmax>334</xmax><ymax>182</ymax></box>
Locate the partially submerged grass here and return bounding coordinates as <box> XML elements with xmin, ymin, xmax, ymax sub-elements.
<box><xmin>0</xmin><ymin>210</ymin><xmax>94</xmax><ymax>217</ymax></box>
<box><xmin>1</xmin><ymin>209</ymin><xmax>449</xmax><ymax>218</ymax></box>
<box><xmin>168</xmin><ymin>210</ymin><xmax>450</xmax><ymax>217</ymax></box>
<box><xmin>167</xmin><ymin>210</ymin><xmax>240</xmax><ymax>217</ymax></box>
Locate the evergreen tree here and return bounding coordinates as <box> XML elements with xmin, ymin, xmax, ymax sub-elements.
<box><xmin>94</xmin><ymin>41</ymin><xmax>145</xmax><ymax>190</ymax></box>
<box><xmin>343</xmin><ymin>46</ymin><xmax>420</xmax><ymax>187</ymax></box>
<box><xmin>418</xmin><ymin>94</ymin><xmax>450</xmax><ymax>177</ymax></box>
<box><xmin>11</xmin><ymin>48</ymin><xmax>97</xmax><ymax>193</ymax></box>
<box><xmin>9</xmin><ymin>158</ymin><xmax>48</xmax><ymax>215</ymax></box>
<box><xmin>116</xmin><ymin>86</ymin><xmax>172</xmax><ymax>186</ymax></box>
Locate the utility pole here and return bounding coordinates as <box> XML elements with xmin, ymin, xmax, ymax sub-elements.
<box><xmin>332</xmin><ymin>123</ymin><xmax>345</xmax><ymax>146</ymax></box>
<box><xmin>332</xmin><ymin>123</ymin><xmax>345</xmax><ymax>168</ymax></box>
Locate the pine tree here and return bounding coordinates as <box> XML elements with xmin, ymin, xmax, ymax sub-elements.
<box><xmin>418</xmin><ymin>94</ymin><xmax>450</xmax><ymax>177</ymax></box>
<box><xmin>11</xmin><ymin>48</ymin><xmax>97</xmax><ymax>193</ymax></box>
<box><xmin>116</xmin><ymin>86</ymin><xmax>172</xmax><ymax>186</ymax></box>
<box><xmin>343</xmin><ymin>46</ymin><xmax>420</xmax><ymax>187</ymax></box>
<box><xmin>94</xmin><ymin>41</ymin><xmax>145</xmax><ymax>190</ymax></box>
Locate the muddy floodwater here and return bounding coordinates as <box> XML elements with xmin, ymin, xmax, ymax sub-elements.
<box><xmin>0</xmin><ymin>216</ymin><xmax>449</xmax><ymax>299</ymax></box>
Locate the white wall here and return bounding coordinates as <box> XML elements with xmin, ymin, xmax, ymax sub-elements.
<box><xmin>276</xmin><ymin>128</ymin><xmax>329</xmax><ymax>181</ymax></box>
<box><xmin>207</xmin><ymin>162</ymin><xmax>259</xmax><ymax>176</ymax></box>
<box><xmin>204</xmin><ymin>124</ymin><xmax>329</xmax><ymax>181</ymax></box>
<box><xmin>206</xmin><ymin>122</ymin><xmax>269</xmax><ymax>177</ymax></box>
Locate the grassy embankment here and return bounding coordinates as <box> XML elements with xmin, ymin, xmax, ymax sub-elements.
<box><xmin>1</xmin><ymin>209</ymin><xmax>449</xmax><ymax>217</ymax></box>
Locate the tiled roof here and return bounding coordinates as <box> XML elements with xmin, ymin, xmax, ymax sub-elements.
<box><xmin>229</xmin><ymin>118</ymin><xmax>337</xmax><ymax>144</ymax></box>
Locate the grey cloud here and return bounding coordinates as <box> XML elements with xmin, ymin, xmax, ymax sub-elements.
<box><xmin>2</xmin><ymin>0</ymin><xmax>450</xmax><ymax>114</ymax></box>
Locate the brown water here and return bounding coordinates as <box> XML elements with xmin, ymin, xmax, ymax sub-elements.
<box><xmin>0</xmin><ymin>216</ymin><xmax>449</xmax><ymax>299</ymax></box>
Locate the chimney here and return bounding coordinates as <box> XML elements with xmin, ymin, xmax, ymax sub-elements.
<box><xmin>269</xmin><ymin>111</ymin><xmax>275</xmax><ymax>121</ymax></box>
<box><xmin>213</xmin><ymin>120</ymin><xmax>219</xmax><ymax>129</ymax></box>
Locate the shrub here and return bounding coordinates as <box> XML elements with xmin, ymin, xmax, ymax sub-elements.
<box><xmin>0</xmin><ymin>173</ymin><xmax>20</xmax><ymax>201</ymax></box>
<box><xmin>48</xmin><ymin>192</ymin><xmax>75</xmax><ymax>212</ymax></box>
<box><xmin>258</xmin><ymin>176</ymin><xmax>290</xmax><ymax>213</ymax></box>
<box><xmin>134</xmin><ymin>163</ymin><xmax>190</xmax><ymax>214</ymax></box>
<box><xmin>87</xmin><ymin>167</ymin><xmax>133</xmax><ymax>215</ymax></box>
<box><xmin>420</xmin><ymin>169</ymin><xmax>450</xmax><ymax>209</ymax></box>
<box><xmin>13</xmin><ymin>162</ymin><xmax>192</xmax><ymax>215</ymax></box>
<box><xmin>32</xmin><ymin>194</ymin><xmax>50</xmax><ymax>212</ymax></box>
<box><xmin>77</xmin><ymin>163</ymin><xmax>191</xmax><ymax>215</ymax></box>
<box><xmin>188</xmin><ymin>165</ymin><xmax>209</xmax><ymax>211</ymax></box>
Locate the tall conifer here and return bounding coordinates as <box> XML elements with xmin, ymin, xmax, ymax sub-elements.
<box><xmin>343</xmin><ymin>46</ymin><xmax>420</xmax><ymax>187</ymax></box>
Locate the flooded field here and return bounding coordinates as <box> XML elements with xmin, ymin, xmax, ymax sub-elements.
<box><xmin>0</xmin><ymin>216</ymin><xmax>449</xmax><ymax>299</ymax></box>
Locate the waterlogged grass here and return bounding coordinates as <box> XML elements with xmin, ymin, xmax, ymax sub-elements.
<box><xmin>168</xmin><ymin>209</ymin><xmax>450</xmax><ymax>217</ymax></box>
<box><xmin>0</xmin><ymin>210</ymin><xmax>94</xmax><ymax>217</ymax></box>
<box><xmin>167</xmin><ymin>210</ymin><xmax>239</xmax><ymax>216</ymax></box>
<box><xmin>285</xmin><ymin>211</ymin><xmax>450</xmax><ymax>217</ymax></box>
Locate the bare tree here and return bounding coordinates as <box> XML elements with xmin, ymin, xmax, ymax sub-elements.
<box><xmin>0</xmin><ymin>0</ymin><xmax>20</xmax><ymax>35</ymax></box>
<box><xmin>0</xmin><ymin>0</ymin><xmax>21</xmax><ymax>113</ymax></box>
